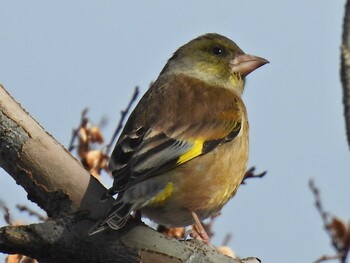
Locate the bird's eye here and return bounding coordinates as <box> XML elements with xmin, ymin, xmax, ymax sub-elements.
<box><xmin>211</xmin><ymin>45</ymin><xmax>225</xmax><ymax>56</ymax></box>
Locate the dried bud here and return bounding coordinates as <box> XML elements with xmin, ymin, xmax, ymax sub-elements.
<box><xmin>89</xmin><ymin>126</ymin><xmax>104</xmax><ymax>143</ymax></box>
<box><xmin>327</xmin><ymin>217</ymin><xmax>350</xmax><ymax>249</ymax></box>
<box><xmin>216</xmin><ymin>246</ymin><xmax>236</xmax><ymax>258</ymax></box>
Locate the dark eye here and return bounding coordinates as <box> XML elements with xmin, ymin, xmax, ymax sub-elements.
<box><xmin>211</xmin><ymin>45</ymin><xmax>225</xmax><ymax>56</ymax></box>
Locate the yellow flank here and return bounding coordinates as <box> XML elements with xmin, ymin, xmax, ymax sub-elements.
<box><xmin>148</xmin><ymin>182</ymin><xmax>174</xmax><ymax>205</ymax></box>
<box><xmin>177</xmin><ymin>139</ymin><xmax>204</xmax><ymax>164</ymax></box>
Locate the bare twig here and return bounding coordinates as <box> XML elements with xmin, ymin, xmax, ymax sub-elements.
<box><xmin>66</xmin><ymin>87</ymin><xmax>139</xmax><ymax>178</ymax></box>
<box><xmin>313</xmin><ymin>253</ymin><xmax>345</xmax><ymax>263</ymax></box>
<box><xmin>341</xmin><ymin>0</ymin><xmax>350</xmax><ymax>149</ymax></box>
<box><xmin>16</xmin><ymin>205</ymin><xmax>47</xmax><ymax>222</ymax></box>
<box><xmin>309</xmin><ymin>179</ymin><xmax>350</xmax><ymax>263</ymax></box>
<box><xmin>105</xmin><ymin>86</ymin><xmax>139</xmax><ymax>156</ymax></box>
<box><xmin>242</xmin><ymin>167</ymin><xmax>267</xmax><ymax>185</ymax></box>
<box><xmin>68</xmin><ymin>108</ymin><xmax>89</xmax><ymax>152</ymax></box>
<box><xmin>0</xmin><ymin>200</ymin><xmax>12</xmax><ymax>225</ymax></box>
<box><xmin>222</xmin><ymin>233</ymin><xmax>232</xmax><ymax>246</ymax></box>
<box><xmin>309</xmin><ymin>180</ymin><xmax>332</xmax><ymax>239</ymax></box>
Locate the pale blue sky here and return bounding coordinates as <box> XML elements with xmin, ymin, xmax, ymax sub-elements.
<box><xmin>0</xmin><ymin>1</ymin><xmax>348</xmax><ymax>262</ymax></box>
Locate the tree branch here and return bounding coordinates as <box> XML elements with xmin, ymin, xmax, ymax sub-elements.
<box><xmin>341</xmin><ymin>0</ymin><xmax>350</xmax><ymax>149</ymax></box>
<box><xmin>0</xmin><ymin>85</ymin><xmax>113</xmax><ymax>219</ymax></box>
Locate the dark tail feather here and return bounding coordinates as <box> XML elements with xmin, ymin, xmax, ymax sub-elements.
<box><xmin>88</xmin><ymin>202</ymin><xmax>133</xmax><ymax>235</ymax></box>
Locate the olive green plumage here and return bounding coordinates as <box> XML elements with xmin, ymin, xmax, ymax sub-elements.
<box><xmin>89</xmin><ymin>33</ymin><xmax>268</xmax><ymax>235</ymax></box>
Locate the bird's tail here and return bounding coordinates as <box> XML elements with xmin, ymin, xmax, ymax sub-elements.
<box><xmin>88</xmin><ymin>201</ymin><xmax>134</xmax><ymax>235</ymax></box>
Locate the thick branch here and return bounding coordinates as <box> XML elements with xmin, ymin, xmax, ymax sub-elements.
<box><xmin>0</xmin><ymin>85</ymin><xmax>245</xmax><ymax>262</ymax></box>
<box><xmin>0</xmin><ymin>219</ymin><xmax>242</xmax><ymax>263</ymax></box>
<box><xmin>0</xmin><ymin>85</ymin><xmax>113</xmax><ymax>218</ymax></box>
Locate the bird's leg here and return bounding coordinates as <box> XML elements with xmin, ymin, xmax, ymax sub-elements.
<box><xmin>190</xmin><ymin>211</ymin><xmax>210</xmax><ymax>245</ymax></box>
<box><xmin>134</xmin><ymin>209</ymin><xmax>142</xmax><ymax>221</ymax></box>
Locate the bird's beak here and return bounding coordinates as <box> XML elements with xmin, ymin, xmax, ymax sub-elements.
<box><xmin>230</xmin><ymin>54</ymin><xmax>269</xmax><ymax>77</ymax></box>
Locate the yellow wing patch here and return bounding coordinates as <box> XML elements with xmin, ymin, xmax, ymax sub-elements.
<box><xmin>177</xmin><ymin>139</ymin><xmax>204</xmax><ymax>165</ymax></box>
<box><xmin>148</xmin><ymin>182</ymin><xmax>174</xmax><ymax>205</ymax></box>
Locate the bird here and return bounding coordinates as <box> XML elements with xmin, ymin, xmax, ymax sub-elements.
<box><xmin>89</xmin><ymin>33</ymin><xmax>268</xmax><ymax>242</ymax></box>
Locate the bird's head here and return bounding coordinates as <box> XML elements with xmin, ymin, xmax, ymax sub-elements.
<box><xmin>162</xmin><ymin>33</ymin><xmax>268</xmax><ymax>94</ymax></box>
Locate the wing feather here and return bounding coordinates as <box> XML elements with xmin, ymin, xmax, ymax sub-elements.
<box><xmin>107</xmin><ymin>73</ymin><xmax>245</xmax><ymax>196</ymax></box>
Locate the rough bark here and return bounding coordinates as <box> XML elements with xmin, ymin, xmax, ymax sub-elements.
<box><xmin>0</xmin><ymin>85</ymin><xmax>248</xmax><ymax>263</ymax></box>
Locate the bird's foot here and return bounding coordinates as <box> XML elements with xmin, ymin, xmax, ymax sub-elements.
<box><xmin>190</xmin><ymin>211</ymin><xmax>211</xmax><ymax>245</ymax></box>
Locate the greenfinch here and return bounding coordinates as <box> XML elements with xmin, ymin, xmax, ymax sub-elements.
<box><xmin>90</xmin><ymin>33</ymin><xmax>268</xmax><ymax>241</ymax></box>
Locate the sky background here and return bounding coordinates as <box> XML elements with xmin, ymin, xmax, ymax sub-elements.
<box><xmin>0</xmin><ymin>1</ymin><xmax>348</xmax><ymax>262</ymax></box>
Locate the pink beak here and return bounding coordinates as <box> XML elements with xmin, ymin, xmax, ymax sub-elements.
<box><xmin>230</xmin><ymin>54</ymin><xmax>269</xmax><ymax>77</ymax></box>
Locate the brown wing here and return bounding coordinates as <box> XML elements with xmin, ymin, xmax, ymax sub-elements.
<box><xmin>107</xmin><ymin>73</ymin><xmax>245</xmax><ymax>195</ymax></box>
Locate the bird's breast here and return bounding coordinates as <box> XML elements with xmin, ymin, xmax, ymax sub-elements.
<box><xmin>173</xmin><ymin>122</ymin><xmax>249</xmax><ymax>212</ymax></box>
<box><xmin>142</xmin><ymin>119</ymin><xmax>249</xmax><ymax>226</ymax></box>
